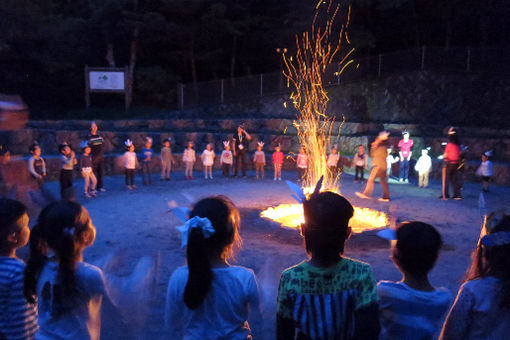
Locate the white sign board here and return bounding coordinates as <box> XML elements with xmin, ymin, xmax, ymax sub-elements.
<box><xmin>89</xmin><ymin>71</ymin><xmax>125</xmax><ymax>91</ymax></box>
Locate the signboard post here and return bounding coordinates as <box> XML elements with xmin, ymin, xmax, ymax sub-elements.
<box><xmin>85</xmin><ymin>65</ymin><xmax>132</xmax><ymax>110</ymax></box>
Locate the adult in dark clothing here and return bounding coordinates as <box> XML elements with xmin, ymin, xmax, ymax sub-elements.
<box><xmin>356</xmin><ymin>131</ymin><xmax>390</xmax><ymax>202</ymax></box>
<box><xmin>232</xmin><ymin>124</ymin><xmax>252</xmax><ymax>177</ymax></box>
<box><xmin>86</xmin><ymin>121</ymin><xmax>106</xmax><ymax>191</ymax></box>
<box><xmin>440</xmin><ymin>127</ymin><xmax>462</xmax><ymax>200</ymax></box>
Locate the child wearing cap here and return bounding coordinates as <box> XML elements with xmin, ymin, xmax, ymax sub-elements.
<box><xmin>476</xmin><ymin>151</ymin><xmax>493</xmax><ymax>193</ymax></box>
<box><xmin>440</xmin><ymin>211</ymin><xmax>510</xmax><ymax>339</ymax></box>
<box><xmin>277</xmin><ymin>191</ymin><xmax>380</xmax><ymax>339</ymax></box>
<box><xmin>415</xmin><ymin>148</ymin><xmax>432</xmax><ymax>188</ymax></box>
<box><xmin>377</xmin><ymin>222</ymin><xmax>451</xmax><ymax>340</ymax></box>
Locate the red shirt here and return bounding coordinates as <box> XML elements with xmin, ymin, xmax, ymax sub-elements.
<box><xmin>444</xmin><ymin>143</ymin><xmax>460</xmax><ymax>163</ymax></box>
<box><xmin>398</xmin><ymin>139</ymin><xmax>414</xmax><ymax>158</ymax></box>
<box><xmin>273</xmin><ymin>151</ymin><xmax>284</xmax><ymax>165</ymax></box>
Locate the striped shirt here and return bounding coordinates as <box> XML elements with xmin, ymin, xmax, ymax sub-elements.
<box><xmin>0</xmin><ymin>257</ymin><xmax>38</xmax><ymax>340</ymax></box>
<box><xmin>378</xmin><ymin>281</ymin><xmax>451</xmax><ymax>340</ymax></box>
<box><xmin>277</xmin><ymin>258</ymin><xmax>379</xmax><ymax>340</ymax></box>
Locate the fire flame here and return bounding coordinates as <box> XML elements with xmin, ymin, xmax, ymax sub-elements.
<box><xmin>261</xmin><ymin>203</ymin><xmax>388</xmax><ymax>233</ymax></box>
<box><xmin>261</xmin><ymin>1</ymin><xmax>387</xmax><ymax>233</ymax></box>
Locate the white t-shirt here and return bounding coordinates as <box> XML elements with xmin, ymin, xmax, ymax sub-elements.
<box><xmin>378</xmin><ymin>281</ymin><xmax>451</xmax><ymax>340</ymax></box>
<box><xmin>183</xmin><ymin>149</ymin><xmax>196</xmax><ymax>163</ymax></box>
<box><xmin>201</xmin><ymin>150</ymin><xmax>215</xmax><ymax>166</ymax></box>
<box><xmin>165</xmin><ymin>265</ymin><xmax>260</xmax><ymax>340</ymax></box>
<box><xmin>220</xmin><ymin>150</ymin><xmax>233</xmax><ymax>165</ymax></box>
<box><xmin>123</xmin><ymin>151</ymin><xmax>137</xmax><ymax>170</ymax></box>
<box><xmin>415</xmin><ymin>155</ymin><xmax>432</xmax><ymax>174</ymax></box>
<box><xmin>327</xmin><ymin>153</ymin><xmax>339</xmax><ymax>167</ymax></box>
<box><xmin>476</xmin><ymin>160</ymin><xmax>493</xmax><ymax>177</ymax></box>
<box><xmin>36</xmin><ymin>261</ymin><xmax>106</xmax><ymax>340</ymax></box>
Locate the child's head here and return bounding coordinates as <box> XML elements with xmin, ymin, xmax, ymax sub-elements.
<box><xmin>391</xmin><ymin>221</ymin><xmax>442</xmax><ymax>278</ymax></box>
<box><xmin>163</xmin><ymin>139</ymin><xmax>170</xmax><ymax>148</ymax></box>
<box><xmin>357</xmin><ymin>145</ymin><xmax>364</xmax><ymax>154</ymax></box>
<box><xmin>275</xmin><ymin>145</ymin><xmax>281</xmax><ymax>152</ymax></box>
<box><xmin>331</xmin><ymin>146</ymin><xmax>337</xmax><ymax>154</ymax></box>
<box><xmin>257</xmin><ymin>145</ymin><xmax>263</xmax><ymax>151</ymax></box>
<box><xmin>29</xmin><ymin>143</ymin><xmax>41</xmax><ymax>157</ymax></box>
<box><xmin>468</xmin><ymin>210</ymin><xmax>510</xmax><ymax>307</ymax></box>
<box><xmin>206</xmin><ymin>143</ymin><xmax>212</xmax><ymax>151</ymax></box>
<box><xmin>128</xmin><ymin>144</ymin><xmax>134</xmax><ymax>152</ymax></box>
<box><xmin>25</xmin><ymin>201</ymin><xmax>96</xmax><ymax>304</ymax></box>
<box><xmin>187</xmin><ymin>141</ymin><xmax>194</xmax><ymax>149</ymax></box>
<box><xmin>0</xmin><ymin>199</ymin><xmax>29</xmax><ymax>255</ymax></box>
<box><xmin>299</xmin><ymin>146</ymin><xmax>305</xmax><ymax>154</ymax></box>
<box><xmin>183</xmin><ymin>196</ymin><xmax>242</xmax><ymax>309</ymax></box>
<box><xmin>302</xmin><ymin>192</ymin><xmax>354</xmax><ymax>261</ymax></box>
<box><xmin>90</xmin><ymin>121</ymin><xmax>98</xmax><ymax>134</ymax></box>
<box><xmin>83</xmin><ymin>145</ymin><xmax>91</xmax><ymax>155</ymax></box>
<box><xmin>125</xmin><ymin>139</ymin><xmax>134</xmax><ymax>152</ymax></box>
<box><xmin>145</xmin><ymin>137</ymin><xmax>153</xmax><ymax>148</ymax></box>
<box><xmin>421</xmin><ymin>149</ymin><xmax>428</xmax><ymax>157</ymax></box>
<box><xmin>402</xmin><ymin>130</ymin><xmax>410</xmax><ymax>141</ymax></box>
<box><xmin>59</xmin><ymin>143</ymin><xmax>71</xmax><ymax>155</ymax></box>
<box><xmin>223</xmin><ymin>141</ymin><xmax>230</xmax><ymax>151</ymax></box>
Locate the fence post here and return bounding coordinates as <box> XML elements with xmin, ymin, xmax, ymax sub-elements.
<box><xmin>466</xmin><ymin>47</ymin><xmax>471</xmax><ymax>72</ymax></box>
<box><xmin>260</xmin><ymin>74</ymin><xmax>264</xmax><ymax>97</ymax></box>
<box><xmin>220</xmin><ymin>79</ymin><xmax>224</xmax><ymax>104</ymax></box>
<box><xmin>378</xmin><ymin>54</ymin><xmax>382</xmax><ymax>77</ymax></box>
<box><xmin>421</xmin><ymin>46</ymin><xmax>426</xmax><ymax>70</ymax></box>
<box><xmin>177</xmin><ymin>83</ymin><xmax>184</xmax><ymax>109</ymax></box>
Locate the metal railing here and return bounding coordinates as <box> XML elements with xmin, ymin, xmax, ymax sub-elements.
<box><xmin>177</xmin><ymin>46</ymin><xmax>510</xmax><ymax>109</ymax></box>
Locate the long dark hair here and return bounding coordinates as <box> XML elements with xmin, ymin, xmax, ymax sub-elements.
<box><xmin>24</xmin><ymin>201</ymin><xmax>96</xmax><ymax>309</ymax></box>
<box><xmin>467</xmin><ymin>215</ymin><xmax>510</xmax><ymax>308</ymax></box>
<box><xmin>0</xmin><ymin>198</ymin><xmax>27</xmax><ymax>252</ymax></box>
<box><xmin>183</xmin><ymin>196</ymin><xmax>241</xmax><ymax>310</ymax></box>
<box><xmin>302</xmin><ymin>191</ymin><xmax>354</xmax><ymax>263</ymax></box>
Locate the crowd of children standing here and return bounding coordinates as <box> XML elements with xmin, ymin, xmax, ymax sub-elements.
<box><xmin>1</xmin><ymin>190</ymin><xmax>509</xmax><ymax>339</ymax></box>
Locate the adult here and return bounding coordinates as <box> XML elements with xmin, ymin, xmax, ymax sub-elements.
<box><xmin>440</xmin><ymin>127</ymin><xmax>461</xmax><ymax>200</ymax></box>
<box><xmin>86</xmin><ymin>121</ymin><xmax>106</xmax><ymax>192</ymax></box>
<box><xmin>356</xmin><ymin>131</ymin><xmax>390</xmax><ymax>202</ymax></box>
<box><xmin>398</xmin><ymin>130</ymin><xmax>413</xmax><ymax>183</ymax></box>
<box><xmin>231</xmin><ymin>124</ymin><xmax>251</xmax><ymax>177</ymax></box>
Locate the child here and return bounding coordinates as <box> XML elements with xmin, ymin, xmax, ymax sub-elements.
<box><xmin>353</xmin><ymin>144</ymin><xmax>368</xmax><ymax>182</ymax></box>
<box><xmin>386</xmin><ymin>147</ymin><xmax>400</xmax><ymax>178</ymax></box>
<box><xmin>141</xmin><ymin>137</ymin><xmax>153</xmax><ymax>185</ymax></box>
<box><xmin>415</xmin><ymin>147</ymin><xmax>432</xmax><ymax>188</ymax></box>
<box><xmin>160</xmin><ymin>138</ymin><xmax>174</xmax><ymax>181</ymax></box>
<box><xmin>398</xmin><ymin>130</ymin><xmax>414</xmax><ymax>182</ymax></box>
<box><xmin>253</xmin><ymin>141</ymin><xmax>266</xmax><ymax>179</ymax></box>
<box><xmin>59</xmin><ymin>142</ymin><xmax>77</xmax><ymax>199</ymax></box>
<box><xmin>476</xmin><ymin>151</ymin><xmax>493</xmax><ymax>193</ymax></box>
<box><xmin>440</xmin><ymin>211</ymin><xmax>510</xmax><ymax>339</ymax></box>
<box><xmin>183</xmin><ymin>141</ymin><xmax>196</xmax><ymax>180</ymax></box>
<box><xmin>296</xmin><ymin>146</ymin><xmax>308</xmax><ymax>182</ymax></box>
<box><xmin>24</xmin><ymin>200</ymin><xmax>106</xmax><ymax>340</ymax></box>
<box><xmin>79</xmin><ymin>141</ymin><xmax>97</xmax><ymax>198</ymax></box>
<box><xmin>272</xmin><ymin>144</ymin><xmax>284</xmax><ymax>181</ymax></box>
<box><xmin>0</xmin><ymin>199</ymin><xmax>38</xmax><ymax>339</ymax></box>
<box><xmin>165</xmin><ymin>196</ymin><xmax>261</xmax><ymax>338</ymax></box>
<box><xmin>28</xmin><ymin>143</ymin><xmax>47</xmax><ymax>186</ymax></box>
<box><xmin>220</xmin><ymin>141</ymin><xmax>233</xmax><ymax>177</ymax></box>
<box><xmin>327</xmin><ymin>145</ymin><xmax>340</xmax><ymax>177</ymax></box>
<box><xmin>377</xmin><ymin>222</ymin><xmax>451</xmax><ymax>340</ymax></box>
<box><xmin>201</xmin><ymin>143</ymin><xmax>215</xmax><ymax>179</ymax></box>
<box><xmin>277</xmin><ymin>191</ymin><xmax>380</xmax><ymax>339</ymax></box>
<box><xmin>123</xmin><ymin>139</ymin><xmax>138</xmax><ymax>189</ymax></box>
<box><xmin>0</xmin><ymin>145</ymin><xmax>10</xmax><ymax>198</ymax></box>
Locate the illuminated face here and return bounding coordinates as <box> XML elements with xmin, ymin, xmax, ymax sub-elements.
<box><xmin>34</xmin><ymin>146</ymin><xmax>41</xmax><ymax>157</ymax></box>
<box><xmin>206</xmin><ymin>144</ymin><xmax>212</xmax><ymax>150</ymax></box>
<box><xmin>12</xmin><ymin>213</ymin><xmax>30</xmax><ymax>249</ymax></box>
<box><xmin>84</xmin><ymin>146</ymin><xmax>91</xmax><ymax>155</ymax></box>
<box><xmin>299</xmin><ymin>147</ymin><xmax>305</xmax><ymax>154</ymax></box>
<box><xmin>403</xmin><ymin>133</ymin><xmax>409</xmax><ymax>141</ymax></box>
<box><xmin>276</xmin><ymin>146</ymin><xmax>281</xmax><ymax>152</ymax></box>
<box><xmin>331</xmin><ymin>148</ymin><xmax>337</xmax><ymax>154</ymax></box>
<box><xmin>145</xmin><ymin>142</ymin><xmax>152</xmax><ymax>149</ymax></box>
<box><xmin>163</xmin><ymin>141</ymin><xmax>170</xmax><ymax>148</ymax></box>
<box><xmin>237</xmin><ymin>126</ymin><xmax>243</xmax><ymax>134</ymax></box>
<box><xmin>358</xmin><ymin>146</ymin><xmax>364</xmax><ymax>154</ymax></box>
<box><xmin>62</xmin><ymin>146</ymin><xmax>71</xmax><ymax>155</ymax></box>
<box><xmin>91</xmin><ymin>123</ymin><xmax>98</xmax><ymax>134</ymax></box>
<box><xmin>128</xmin><ymin>145</ymin><xmax>135</xmax><ymax>152</ymax></box>
<box><xmin>225</xmin><ymin>145</ymin><xmax>230</xmax><ymax>151</ymax></box>
<box><xmin>257</xmin><ymin>146</ymin><xmax>262</xmax><ymax>151</ymax></box>
<box><xmin>188</xmin><ymin>142</ymin><xmax>193</xmax><ymax>149</ymax></box>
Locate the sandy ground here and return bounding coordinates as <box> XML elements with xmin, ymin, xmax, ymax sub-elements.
<box><xmin>19</xmin><ymin>169</ymin><xmax>510</xmax><ymax>339</ymax></box>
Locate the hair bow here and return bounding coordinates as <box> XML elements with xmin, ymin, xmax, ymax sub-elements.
<box><xmin>176</xmin><ymin>216</ymin><xmax>215</xmax><ymax>248</ymax></box>
<box><xmin>125</xmin><ymin>139</ymin><xmax>133</xmax><ymax>147</ymax></box>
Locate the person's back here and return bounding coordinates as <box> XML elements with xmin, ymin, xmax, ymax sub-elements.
<box><xmin>377</xmin><ymin>222</ymin><xmax>451</xmax><ymax>340</ymax></box>
<box><xmin>276</xmin><ymin>191</ymin><xmax>379</xmax><ymax>340</ymax></box>
<box><xmin>166</xmin><ymin>265</ymin><xmax>258</xmax><ymax>339</ymax></box>
<box><xmin>440</xmin><ymin>212</ymin><xmax>510</xmax><ymax>340</ymax></box>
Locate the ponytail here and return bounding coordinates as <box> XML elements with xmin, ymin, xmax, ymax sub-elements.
<box><xmin>182</xmin><ymin>196</ymin><xmax>241</xmax><ymax>309</ymax></box>
<box><xmin>24</xmin><ymin>224</ymin><xmax>47</xmax><ymax>304</ymax></box>
<box><xmin>183</xmin><ymin>228</ymin><xmax>213</xmax><ymax>309</ymax></box>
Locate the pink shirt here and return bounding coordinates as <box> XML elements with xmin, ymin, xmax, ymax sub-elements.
<box><xmin>297</xmin><ymin>153</ymin><xmax>308</xmax><ymax>168</ymax></box>
<box><xmin>444</xmin><ymin>143</ymin><xmax>460</xmax><ymax>163</ymax></box>
<box><xmin>398</xmin><ymin>139</ymin><xmax>414</xmax><ymax>158</ymax></box>
<box><xmin>254</xmin><ymin>151</ymin><xmax>266</xmax><ymax>164</ymax></box>
<box><xmin>272</xmin><ymin>151</ymin><xmax>284</xmax><ymax>165</ymax></box>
